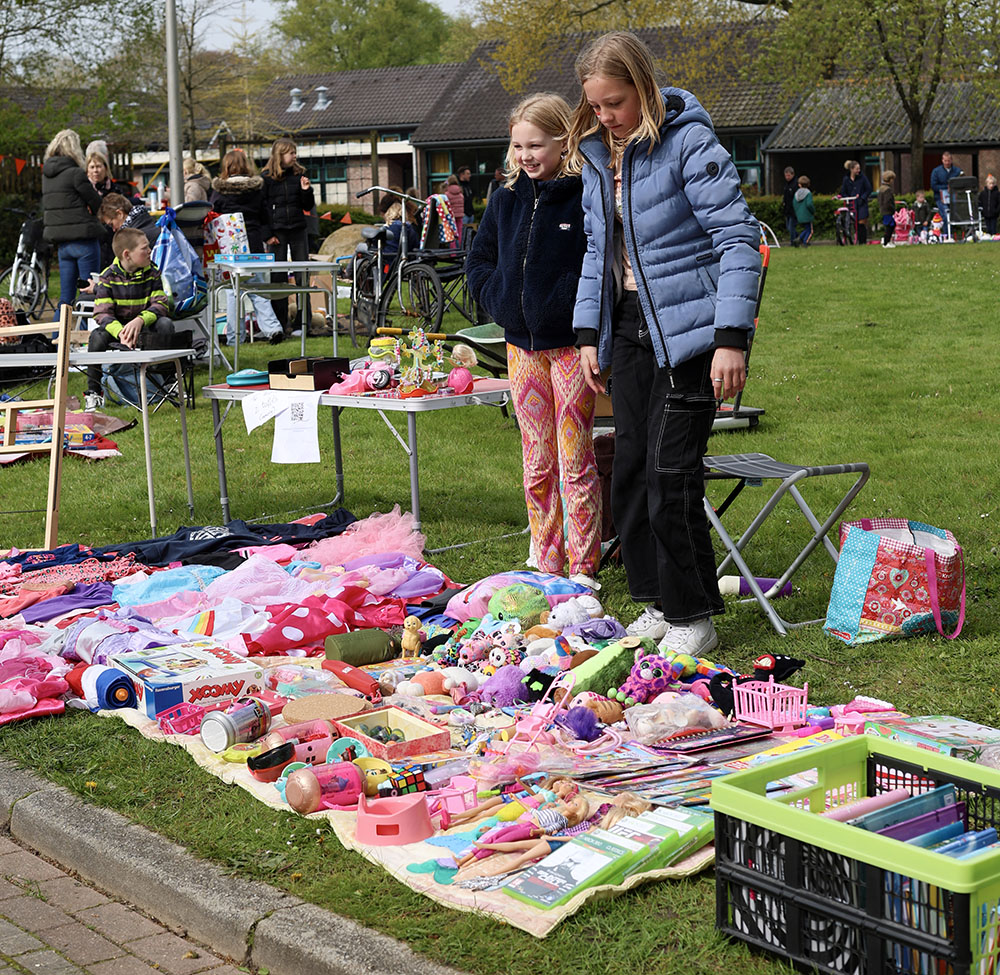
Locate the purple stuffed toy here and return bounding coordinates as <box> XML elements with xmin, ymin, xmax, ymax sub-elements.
<box><xmin>479</xmin><ymin>664</ymin><xmax>529</xmax><ymax>707</ymax></box>
<box><xmin>610</xmin><ymin>654</ymin><xmax>684</xmax><ymax>708</ymax></box>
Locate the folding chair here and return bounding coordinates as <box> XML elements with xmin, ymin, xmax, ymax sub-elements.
<box><xmin>703</xmin><ymin>452</ymin><xmax>870</xmax><ymax>635</ymax></box>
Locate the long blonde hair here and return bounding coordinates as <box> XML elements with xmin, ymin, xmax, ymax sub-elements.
<box><xmin>504</xmin><ymin>92</ymin><xmax>580</xmax><ymax>188</ymax></box>
<box><xmin>44</xmin><ymin>129</ymin><xmax>86</xmax><ymax>167</ymax></box>
<box><xmin>262</xmin><ymin>137</ymin><xmax>304</xmax><ymax>179</ymax></box>
<box><xmin>567</xmin><ymin>32</ymin><xmax>666</xmax><ymax>160</ymax></box>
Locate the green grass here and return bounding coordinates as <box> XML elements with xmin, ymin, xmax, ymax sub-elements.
<box><xmin>4</xmin><ymin>243</ymin><xmax>1000</xmax><ymax>973</ymax></box>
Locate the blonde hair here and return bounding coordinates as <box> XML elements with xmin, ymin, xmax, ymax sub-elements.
<box><xmin>44</xmin><ymin>129</ymin><xmax>85</xmax><ymax>167</ymax></box>
<box><xmin>568</xmin><ymin>32</ymin><xmax>666</xmax><ymax>161</ymax></box>
<box><xmin>599</xmin><ymin>791</ymin><xmax>653</xmax><ymax>829</ymax></box>
<box><xmin>86</xmin><ymin>153</ymin><xmax>109</xmax><ymax>179</ymax></box>
<box><xmin>183</xmin><ymin>157</ymin><xmax>208</xmax><ymax>178</ymax></box>
<box><xmin>881</xmin><ymin>170</ymin><xmax>896</xmax><ymax>183</ymax></box>
<box><xmin>219</xmin><ymin>149</ymin><xmax>255</xmax><ymax>179</ymax></box>
<box><xmin>263</xmin><ymin>138</ymin><xmax>304</xmax><ymax>179</ymax></box>
<box><xmin>503</xmin><ymin>92</ymin><xmax>580</xmax><ymax>188</ymax></box>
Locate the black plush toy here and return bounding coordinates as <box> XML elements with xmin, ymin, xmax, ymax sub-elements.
<box><xmin>709</xmin><ymin>653</ymin><xmax>808</xmax><ymax>717</ymax></box>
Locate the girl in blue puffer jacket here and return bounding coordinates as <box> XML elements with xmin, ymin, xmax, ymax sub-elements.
<box><xmin>466</xmin><ymin>93</ymin><xmax>602</xmax><ymax>587</ymax></box>
<box><xmin>569</xmin><ymin>32</ymin><xmax>761</xmax><ymax>655</ymax></box>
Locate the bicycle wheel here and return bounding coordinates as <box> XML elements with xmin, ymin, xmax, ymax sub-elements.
<box><xmin>352</xmin><ymin>254</ymin><xmax>380</xmax><ymax>340</ymax></box>
<box><xmin>0</xmin><ymin>262</ymin><xmax>43</xmax><ymax>317</ymax></box>
<box><xmin>377</xmin><ymin>262</ymin><xmax>444</xmax><ymax>334</ymax></box>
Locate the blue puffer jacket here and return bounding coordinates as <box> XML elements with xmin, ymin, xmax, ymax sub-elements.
<box><xmin>573</xmin><ymin>87</ymin><xmax>760</xmax><ymax>370</ymax></box>
<box><xmin>466</xmin><ymin>170</ymin><xmax>586</xmax><ymax>351</ymax></box>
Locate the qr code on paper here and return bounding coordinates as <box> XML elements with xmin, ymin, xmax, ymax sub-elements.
<box><xmin>290</xmin><ymin>402</ymin><xmax>304</xmax><ymax>422</ymax></box>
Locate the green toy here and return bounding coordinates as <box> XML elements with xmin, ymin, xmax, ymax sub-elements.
<box><xmin>487</xmin><ymin>584</ymin><xmax>550</xmax><ymax>629</ymax></box>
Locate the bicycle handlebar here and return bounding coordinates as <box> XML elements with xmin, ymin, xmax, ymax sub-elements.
<box><xmin>356</xmin><ymin>185</ymin><xmax>425</xmax><ymax>207</ymax></box>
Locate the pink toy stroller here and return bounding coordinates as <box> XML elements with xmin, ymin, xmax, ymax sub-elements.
<box><xmin>893</xmin><ymin>205</ymin><xmax>914</xmax><ymax>243</ymax></box>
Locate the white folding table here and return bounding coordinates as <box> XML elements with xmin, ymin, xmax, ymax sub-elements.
<box><xmin>207</xmin><ymin>259</ymin><xmax>339</xmax><ymax>380</ymax></box>
<box><xmin>1</xmin><ymin>348</ymin><xmax>195</xmax><ymax>534</ymax></box>
<box><xmin>203</xmin><ymin>377</ymin><xmax>511</xmax><ymax>529</ymax></box>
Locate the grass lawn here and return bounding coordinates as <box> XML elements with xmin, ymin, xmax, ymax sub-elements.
<box><xmin>3</xmin><ymin>242</ymin><xmax>1000</xmax><ymax>973</ymax></box>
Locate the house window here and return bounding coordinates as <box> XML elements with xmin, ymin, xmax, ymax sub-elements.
<box><xmin>427</xmin><ymin>150</ymin><xmax>451</xmax><ymax>193</ymax></box>
<box><xmin>726</xmin><ymin>135</ymin><xmax>762</xmax><ymax>190</ymax></box>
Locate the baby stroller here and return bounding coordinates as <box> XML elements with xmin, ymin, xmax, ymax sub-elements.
<box><xmin>893</xmin><ymin>204</ymin><xmax>914</xmax><ymax>244</ymax></box>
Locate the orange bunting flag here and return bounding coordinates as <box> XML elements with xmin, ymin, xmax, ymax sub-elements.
<box><xmin>14</xmin><ymin>158</ymin><xmax>26</xmax><ymax>174</ymax></box>
<box><xmin>339</xmin><ymin>211</ymin><xmax>352</xmax><ymax>224</ymax></box>
<box><xmin>320</xmin><ymin>211</ymin><xmax>332</xmax><ymax>220</ymax></box>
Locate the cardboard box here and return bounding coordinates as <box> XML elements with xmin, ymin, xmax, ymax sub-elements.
<box><xmin>330</xmin><ymin>705</ymin><xmax>450</xmax><ymax>761</ymax></box>
<box><xmin>309</xmin><ymin>268</ymin><xmax>335</xmax><ymax>321</ymax></box>
<box><xmin>111</xmin><ymin>640</ymin><xmax>266</xmax><ymax>720</ymax></box>
<box><xmin>865</xmin><ymin>715</ymin><xmax>1000</xmax><ymax>764</ymax></box>
<box><xmin>268</xmin><ymin>357</ymin><xmax>349</xmax><ymax>391</ymax></box>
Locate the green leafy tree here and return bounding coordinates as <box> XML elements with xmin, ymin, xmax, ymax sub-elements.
<box><xmin>275</xmin><ymin>0</ymin><xmax>456</xmax><ymax>71</ymax></box>
<box><xmin>474</xmin><ymin>0</ymin><xmax>999</xmax><ymax>190</ymax></box>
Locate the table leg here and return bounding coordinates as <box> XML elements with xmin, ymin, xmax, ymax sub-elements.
<box><xmin>329</xmin><ymin>286</ymin><xmax>337</xmax><ymax>358</ymax></box>
<box><xmin>207</xmin><ymin>283</ymin><xmax>215</xmax><ymax>386</ymax></box>
<box><xmin>407</xmin><ymin>411</ymin><xmax>420</xmax><ymax>530</ymax></box>
<box><xmin>138</xmin><ymin>364</ymin><xmax>156</xmax><ymax>534</ymax></box>
<box><xmin>331</xmin><ymin>405</ymin><xmax>344</xmax><ymax>504</ymax></box>
<box><xmin>175</xmin><ymin>358</ymin><xmax>194</xmax><ymax>518</ymax></box>
<box><xmin>232</xmin><ymin>277</ymin><xmax>242</xmax><ymax>372</ymax></box>
<box><xmin>211</xmin><ymin>399</ymin><xmax>231</xmax><ymax>523</ymax></box>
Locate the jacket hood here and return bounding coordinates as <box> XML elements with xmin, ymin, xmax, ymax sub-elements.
<box><xmin>659</xmin><ymin>86</ymin><xmax>714</xmax><ymax>132</ymax></box>
<box><xmin>43</xmin><ymin>155</ymin><xmax>79</xmax><ymax>177</ymax></box>
<box><xmin>213</xmin><ymin>174</ymin><xmax>263</xmax><ymax>194</ymax></box>
<box><xmin>794</xmin><ymin>187</ymin><xmax>811</xmax><ymax>201</ymax></box>
<box><xmin>512</xmin><ymin>169</ymin><xmax>583</xmax><ymax>203</ymax></box>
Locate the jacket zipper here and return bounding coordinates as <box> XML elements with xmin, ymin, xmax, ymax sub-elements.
<box><xmin>621</xmin><ymin>142</ymin><xmax>672</xmax><ymax>383</ymax></box>
<box><xmin>520</xmin><ymin>185</ymin><xmax>540</xmax><ymax>351</ymax></box>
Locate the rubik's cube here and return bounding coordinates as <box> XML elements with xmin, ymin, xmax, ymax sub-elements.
<box><xmin>377</xmin><ymin>765</ymin><xmax>427</xmax><ymax>798</ymax></box>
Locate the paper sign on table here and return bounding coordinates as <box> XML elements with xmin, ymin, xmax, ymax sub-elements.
<box><xmin>272</xmin><ymin>391</ymin><xmax>321</xmax><ymax>464</ymax></box>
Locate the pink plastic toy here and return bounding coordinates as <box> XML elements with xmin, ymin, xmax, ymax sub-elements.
<box><xmin>283</xmin><ymin>761</ymin><xmax>364</xmax><ymax>814</ymax></box>
<box><xmin>733</xmin><ymin>676</ymin><xmax>809</xmax><ymax>732</ymax></box>
<box><xmin>156</xmin><ymin>701</ymin><xmax>228</xmax><ymax>735</ymax></box>
<box><xmin>355</xmin><ymin>793</ymin><xmax>433</xmax><ymax>845</ymax></box>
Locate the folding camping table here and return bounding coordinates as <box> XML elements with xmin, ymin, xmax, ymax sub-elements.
<box><xmin>202</xmin><ymin>377</ymin><xmax>511</xmax><ymax>529</ymax></box>
<box><xmin>0</xmin><ymin>348</ymin><xmax>195</xmax><ymax>534</ymax></box>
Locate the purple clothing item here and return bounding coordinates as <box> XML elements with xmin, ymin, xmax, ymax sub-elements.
<box><xmin>559</xmin><ymin>617</ymin><xmax>627</xmax><ymax>641</ymax></box>
<box><xmin>339</xmin><ymin>552</ymin><xmax>449</xmax><ymax>600</ymax></box>
<box><xmin>19</xmin><ymin>583</ymin><xmax>115</xmax><ymax>624</ymax></box>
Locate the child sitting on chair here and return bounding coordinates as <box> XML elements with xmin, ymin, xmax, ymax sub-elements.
<box><xmin>85</xmin><ymin>227</ymin><xmax>173</xmax><ymax>411</ymax></box>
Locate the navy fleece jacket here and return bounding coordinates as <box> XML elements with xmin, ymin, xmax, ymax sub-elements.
<box><xmin>465</xmin><ymin>170</ymin><xmax>585</xmax><ymax>351</ymax></box>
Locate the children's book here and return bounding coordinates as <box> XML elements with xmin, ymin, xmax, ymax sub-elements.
<box><xmin>502</xmin><ymin>830</ymin><xmax>646</xmax><ymax>909</ymax></box>
<box><xmin>865</xmin><ymin>715</ymin><xmax>1000</xmax><ymax>765</ymax></box>
<box><xmin>907</xmin><ymin>819</ymin><xmax>965</xmax><ymax>848</ymax></box>
<box><xmin>648</xmin><ymin>722</ymin><xmax>772</xmax><ymax>754</ymax></box>
<box><xmin>878</xmin><ymin>800</ymin><xmax>966</xmax><ymax>841</ymax></box>
<box><xmin>933</xmin><ymin>827</ymin><xmax>997</xmax><ymax>858</ymax></box>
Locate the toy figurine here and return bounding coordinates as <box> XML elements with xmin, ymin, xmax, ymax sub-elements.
<box><xmin>400</xmin><ymin>615</ymin><xmax>423</xmax><ymax>658</ymax></box>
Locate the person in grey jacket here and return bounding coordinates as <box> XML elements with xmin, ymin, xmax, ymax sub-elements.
<box><xmin>42</xmin><ymin>129</ymin><xmax>104</xmax><ymax>311</ymax></box>
<box><xmin>570</xmin><ymin>31</ymin><xmax>761</xmax><ymax>656</ymax></box>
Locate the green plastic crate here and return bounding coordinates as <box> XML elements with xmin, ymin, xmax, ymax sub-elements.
<box><xmin>711</xmin><ymin>735</ymin><xmax>1000</xmax><ymax>975</ymax></box>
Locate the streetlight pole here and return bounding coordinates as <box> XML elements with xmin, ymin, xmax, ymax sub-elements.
<box><xmin>165</xmin><ymin>0</ymin><xmax>184</xmax><ymax>206</ymax></box>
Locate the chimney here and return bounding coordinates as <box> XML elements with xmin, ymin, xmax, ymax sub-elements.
<box><xmin>288</xmin><ymin>87</ymin><xmax>304</xmax><ymax>112</ymax></box>
<box><xmin>314</xmin><ymin>86</ymin><xmax>331</xmax><ymax>111</ymax></box>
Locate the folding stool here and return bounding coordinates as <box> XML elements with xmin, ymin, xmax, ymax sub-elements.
<box><xmin>703</xmin><ymin>452</ymin><xmax>870</xmax><ymax>635</ymax></box>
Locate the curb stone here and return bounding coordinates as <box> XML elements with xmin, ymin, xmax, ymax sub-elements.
<box><xmin>0</xmin><ymin>761</ymin><xmax>468</xmax><ymax>975</ymax></box>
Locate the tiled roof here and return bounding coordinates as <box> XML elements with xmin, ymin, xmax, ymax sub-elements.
<box><xmin>766</xmin><ymin>80</ymin><xmax>1000</xmax><ymax>150</ymax></box>
<box><xmin>259</xmin><ymin>64</ymin><xmax>464</xmax><ymax>134</ymax></box>
<box><xmin>411</xmin><ymin>26</ymin><xmax>788</xmax><ymax>145</ymax></box>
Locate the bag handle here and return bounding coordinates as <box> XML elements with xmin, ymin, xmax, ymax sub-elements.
<box><xmin>925</xmin><ymin>547</ymin><xmax>965</xmax><ymax>639</ymax></box>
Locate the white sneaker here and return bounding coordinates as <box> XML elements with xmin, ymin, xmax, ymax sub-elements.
<box><xmin>569</xmin><ymin>573</ymin><xmax>601</xmax><ymax>591</ymax></box>
<box><xmin>626</xmin><ymin>606</ymin><xmax>668</xmax><ymax>641</ymax></box>
<box><xmin>84</xmin><ymin>392</ymin><xmax>104</xmax><ymax>412</ymax></box>
<box><xmin>882</xmin><ymin>242</ymin><xmax>896</xmax><ymax>248</ymax></box>
<box><xmin>658</xmin><ymin>618</ymin><xmax>719</xmax><ymax>656</ymax></box>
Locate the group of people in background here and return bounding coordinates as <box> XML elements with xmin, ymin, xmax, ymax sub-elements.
<box><xmin>782</xmin><ymin>152</ymin><xmax>1000</xmax><ymax>247</ymax></box>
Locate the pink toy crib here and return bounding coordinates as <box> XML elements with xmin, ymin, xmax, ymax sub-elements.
<box><xmin>733</xmin><ymin>676</ymin><xmax>809</xmax><ymax>732</ymax></box>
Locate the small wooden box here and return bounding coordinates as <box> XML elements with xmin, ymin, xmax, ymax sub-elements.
<box><xmin>331</xmin><ymin>705</ymin><xmax>450</xmax><ymax>761</ymax></box>
<box><xmin>268</xmin><ymin>357</ymin><xmax>349</xmax><ymax>391</ymax></box>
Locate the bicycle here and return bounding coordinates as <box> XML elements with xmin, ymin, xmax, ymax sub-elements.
<box><xmin>349</xmin><ymin>186</ymin><xmax>444</xmax><ymax>340</ymax></box>
<box><xmin>834</xmin><ymin>195</ymin><xmax>858</xmax><ymax>245</ymax></box>
<box><xmin>0</xmin><ymin>209</ymin><xmax>53</xmax><ymax>318</ymax></box>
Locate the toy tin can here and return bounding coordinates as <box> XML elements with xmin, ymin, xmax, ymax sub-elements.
<box><xmin>200</xmin><ymin>698</ymin><xmax>271</xmax><ymax>753</ymax></box>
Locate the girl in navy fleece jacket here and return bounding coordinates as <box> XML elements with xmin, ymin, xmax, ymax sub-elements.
<box><xmin>466</xmin><ymin>93</ymin><xmax>602</xmax><ymax>587</ymax></box>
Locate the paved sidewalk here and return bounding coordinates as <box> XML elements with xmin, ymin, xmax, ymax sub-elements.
<box><xmin>0</xmin><ymin>833</ymin><xmax>245</xmax><ymax>975</ymax></box>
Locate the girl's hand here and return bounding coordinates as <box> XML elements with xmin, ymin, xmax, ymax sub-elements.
<box><xmin>266</xmin><ymin>236</ymin><xmax>279</xmax><ymax>246</ymax></box>
<box><xmin>710</xmin><ymin>347</ymin><xmax>747</xmax><ymax>401</ymax></box>
<box><xmin>300</xmin><ymin>176</ymin><xmax>311</xmax><ymax>191</ymax></box>
<box><xmin>579</xmin><ymin>346</ymin><xmax>605</xmax><ymax>394</ymax></box>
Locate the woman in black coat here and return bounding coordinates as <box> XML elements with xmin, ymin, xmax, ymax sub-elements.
<box><xmin>261</xmin><ymin>138</ymin><xmax>315</xmax><ymax>334</ymax></box>
<box><xmin>42</xmin><ymin>129</ymin><xmax>104</xmax><ymax>310</ymax></box>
